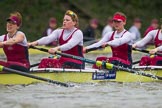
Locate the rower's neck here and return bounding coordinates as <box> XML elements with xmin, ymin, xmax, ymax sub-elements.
<box><xmin>66</xmin><ymin>27</ymin><xmax>75</xmax><ymax>31</ymax></box>
<box><xmin>8</xmin><ymin>30</ymin><xmax>17</xmax><ymax>38</ymax></box>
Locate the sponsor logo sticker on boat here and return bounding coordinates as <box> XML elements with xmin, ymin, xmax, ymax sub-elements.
<box><xmin>92</xmin><ymin>70</ymin><xmax>116</xmax><ymax>80</ymax></box>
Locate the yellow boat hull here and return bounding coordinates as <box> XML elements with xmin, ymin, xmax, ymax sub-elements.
<box><xmin>0</xmin><ymin>67</ymin><xmax>161</xmax><ymax>85</ymax></box>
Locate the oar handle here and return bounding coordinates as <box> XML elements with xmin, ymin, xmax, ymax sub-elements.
<box><xmin>132</xmin><ymin>60</ymin><xmax>140</xmax><ymax>65</ymax></box>
<box><xmin>86</xmin><ymin>44</ymin><xmax>108</xmax><ymax>53</ymax></box>
<box><xmin>30</xmin><ymin>46</ymin><xmax>48</xmax><ymax>52</ymax></box>
<box><xmin>86</xmin><ymin>46</ymin><xmax>103</xmax><ymax>53</ymax></box>
<box><xmin>30</xmin><ymin>63</ymin><xmax>40</xmax><ymax>68</ymax></box>
<box><xmin>132</xmin><ymin>48</ymin><xmax>149</xmax><ymax>53</ymax></box>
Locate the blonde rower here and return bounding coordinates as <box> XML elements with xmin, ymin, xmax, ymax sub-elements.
<box><xmin>29</xmin><ymin>10</ymin><xmax>84</xmax><ymax>69</ymax></box>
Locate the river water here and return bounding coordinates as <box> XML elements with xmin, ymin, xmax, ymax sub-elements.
<box><xmin>0</xmin><ymin>53</ymin><xmax>162</xmax><ymax>108</ymax></box>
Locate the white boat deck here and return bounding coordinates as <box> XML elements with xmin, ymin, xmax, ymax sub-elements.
<box><xmin>30</xmin><ymin>66</ymin><xmax>162</xmax><ymax>73</ymax></box>
<box><xmin>30</xmin><ymin>67</ymin><xmax>105</xmax><ymax>73</ymax></box>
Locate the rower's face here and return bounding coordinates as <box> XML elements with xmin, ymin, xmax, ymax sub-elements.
<box><xmin>113</xmin><ymin>20</ymin><xmax>125</xmax><ymax>30</ymax></box>
<box><xmin>63</xmin><ymin>15</ymin><xmax>76</xmax><ymax>29</ymax></box>
<box><xmin>6</xmin><ymin>21</ymin><xmax>18</xmax><ymax>33</ymax></box>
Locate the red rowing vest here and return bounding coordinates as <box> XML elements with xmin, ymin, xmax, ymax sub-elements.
<box><xmin>59</xmin><ymin>29</ymin><xmax>83</xmax><ymax>64</ymax></box>
<box><xmin>3</xmin><ymin>34</ymin><xmax>30</xmax><ymax>68</ymax></box>
<box><xmin>110</xmin><ymin>31</ymin><xmax>132</xmax><ymax>64</ymax></box>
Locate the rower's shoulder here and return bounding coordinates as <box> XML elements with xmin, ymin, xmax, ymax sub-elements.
<box><xmin>125</xmin><ymin>30</ymin><xmax>132</xmax><ymax>36</ymax></box>
<box><xmin>145</xmin><ymin>29</ymin><xmax>159</xmax><ymax>36</ymax></box>
<box><xmin>0</xmin><ymin>34</ymin><xmax>5</xmax><ymax>37</ymax></box>
<box><xmin>76</xmin><ymin>29</ymin><xmax>83</xmax><ymax>34</ymax></box>
<box><xmin>17</xmin><ymin>31</ymin><xmax>25</xmax><ymax>35</ymax></box>
<box><xmin>150</xmin><ymin>29</ymin><xmax>159</xmax><ymax>33</ymax></box>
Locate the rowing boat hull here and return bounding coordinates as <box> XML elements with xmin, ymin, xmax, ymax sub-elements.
<box><xmin>0</xmin><ymin>67</ymin><xmax>162</xmax><ymax>85</ymax></box>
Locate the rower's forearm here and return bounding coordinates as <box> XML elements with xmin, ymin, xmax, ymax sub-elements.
<box><xmin>3</xmin><ymin>38</ymin><xmax>18</xmax><ymax>45</ymax></box>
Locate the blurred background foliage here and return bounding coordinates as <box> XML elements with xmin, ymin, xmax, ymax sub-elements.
<box><xmin>0</xmin><ymin>0</ymin><xmax>161</xmax><ymax>41</ymax></box>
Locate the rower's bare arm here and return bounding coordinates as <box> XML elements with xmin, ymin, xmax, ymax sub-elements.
<box><xmin>3</xmin><ymin>33</ymin><xmax>24</xmax><ymax>45</ymax></box>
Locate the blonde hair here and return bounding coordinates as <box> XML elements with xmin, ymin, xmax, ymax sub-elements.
<box><xmin>9</xmin><ymin>11</ymin><xmax>22</xmax><ymax>26</ymax></box>
<box><xmin>65</xmin><ymin>10</ymin><xmax>79</xmax><ymax>27</ymax></box>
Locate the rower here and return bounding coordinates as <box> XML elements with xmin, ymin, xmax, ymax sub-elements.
<box><xmin>28</xmin><ymin>10</ymin><xmax>84</xmax><ymax>69</ymax></box>
<box><xmin>133</xmin><ymin>18</ymin><xmax>162</xmax><ymax>66</ymax></box>
<box><xmin>0</xmin><ymin>12</ymin><xmax>30</xmax><ymax>72</ymax></box>
<box><xmin>83</xmin><ymin>12</ymin><xmax>133</xmax><ymax>69</ymax></box>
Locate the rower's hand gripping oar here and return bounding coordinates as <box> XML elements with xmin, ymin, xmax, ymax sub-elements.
<box><xmin>0</xmin><ymin>65</ymin><xmax>72</xmax><ymax>87</ymax></box>
<box><xmin>30</xmin><ymin>46</ymin><xmax>162</xmax><ymax>80</ymax></box>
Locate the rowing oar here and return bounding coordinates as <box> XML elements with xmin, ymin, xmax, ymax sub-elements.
<box><xmin>30</xmin><ymin>63</ymin><xmax>40</xmax><ymax>68</ymax></box>
<box><xmin>132</xmin><ymin>60</ymin><xmax>140</xmax><ymax>65</ymax></box>
<box><xmin>132</xmin><ymin>48</ymin><xmax>162</xmax><ymax>56</ymax></box>
<box><xmin>86</xmin><ymin>46</ymin><xmax>103</xmax><ymax>53</ymax></box>
<box><xmin>30</xmin><ymin>46</ymin><xmax>162</xmax><ymax>80</ymax></box>
<box><xmin>0</xmin><ymin>65</ymin><xmax>72</xmax><ymax>87</ymax></box>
